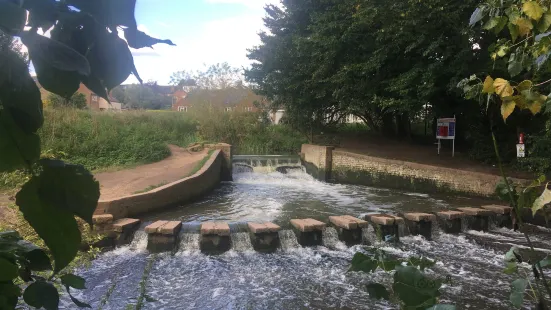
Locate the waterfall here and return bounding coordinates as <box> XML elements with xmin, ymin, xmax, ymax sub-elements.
<box><xmin>488</xmin><ymin>214</ymin><xmax>498</xmax><ymax>230</ymax></box>
<box><xmin>322</xmin><ymin>227</ymin><xmax>346</xmax><ymax>250</ymax></box>
<box><xmin>461</xmin><ymin>217</ymin><xmax>470</xmax><ymax>232</ymax></box>
<box><xmin>431</xmin><ymin>219</ymin><xmax>441</xmax><ymax>239</ymax></box>
<box><xmin>129</xmin><ymin>231</ymin><xmax>148</xmax><ymax>252</ymax></box>
<box><xmin>278</xmin><ymin>230</ymin><xmax>300</xmax><ymax>251</ymax></box>
<box><xmin>178</xmin><ymin>233</ymin><xmax>200</xmax><ymax>252</ymax></box>
<box><xmin>397</xmin><ymin>221</ymin><xmax>410</xmax><ymax>238</ymax></box>
<box><xmin>362</xmin><ymin>227</ymin><xmax>376</xmax><ymax>244</ymax></box>
<box><xmin>231</xmin><ymin>232</ymin><xmax>254</xmax><ymax>252</ymax></box>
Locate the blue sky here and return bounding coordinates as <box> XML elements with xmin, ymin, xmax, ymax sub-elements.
<box><xmin>127</xmin><ymin>0</ymin><xmax>277</xmax><ymax>84</ymax></box>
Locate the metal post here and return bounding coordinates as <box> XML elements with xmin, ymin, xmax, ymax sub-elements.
<box><xmin>438</xmin><ymin>139</ymin><xmax>441</xmax><ymax>155</ymax></box>
<box><xmin>452</xmin><ymin>139</ymin><xmax>455</xmax><ymax>157</ymax></box>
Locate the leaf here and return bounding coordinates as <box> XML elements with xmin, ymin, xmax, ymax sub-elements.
<box><xmin>0</xmin><ymin>110</ymin><xmax>41</xmax><ymax>172</ymax></box>
<box><xmin>503</xmin><ymin>262</ymin><xmax>518</xmax><ymax>274</ymax></box>
<box><xmin>505</xmin><ymin>246</ymin><xmax>522</xmax><ymax>263</ymax></box>
<box><xmin>523</xmin><ymin>2</ymin><xmax>544</xmax><ymax>21</ymax></box>
<box><xmin>392</xmin><ymin>266</ymin><xmax>441</xmax><ymax>308</ymax></box>
<box><xmin>66</xmin><ymin>0</ymin><xmax>137</xmax><ymax>29</ymax></box>
<box><xmin>23</xmin><ymin>281</ymin><xmax>59</xmax><ymax>310</ymax></box>
<box><xmin>508</xmin><ymin>23</ymin><xmax>520</xmax><ymax>42</ymax></box>
<box><xmin>124</xmin><ymin>27</ymin><xmax>176</xmax><ymax>49</ymax></box>
<box><xmin>23</xmin><ymin>0</ymin><xmax>58</xmax><ymax>31</ymax></box>
<box><xmin>521</xmin><ymin>90</ymin><xmax>547</xmax><ymax>114</ymax></box>
<box><xmin>483</xmin><ymin>17</ymin><xmax>500</xmax><ymax>30</ymax></box>
<box><xmin>0</xmin><ymin>1</ymin><xmax>27</xmax><ymax>34</ymax></box>
<box><xmin>36</xmin><ymin>159</ymin><xmax>100</xmax><ymax>225</ymax></box>
<box><xmin>514</xmin><ymin>18</ymin><xmax>534</xmax><ymax>37</ymax></box>
<box><xmin>494</xmin><ymin>78</ymin><xmax>514</xmax><ymax>97</ymax></box>
<box><xmin>81</xmin><ymin>75</ymin><xmax>109</xmax><ymax>103</ymax></box>
<box><xmin>0</xmin><ymin>283</ymin><xmax>21</xmax><ymax>309</ymax></box>
<box><xmin>510</xmin><ymin>278</ymin><xmax>528</xmax><ymax>308</ymax></box>
<box><xmin>16</xmin><ymin>179</ymin><xmax>82</xmax><ymax>273</ymax></box>
<box><xmin>0</xmin><ymin>50</ymin><xmax>45</xmax><ymax>134</ymax></box>
<box><xmin>365</xmin><ymin>283</ymin><xmax>390</xmax><ymax>300</ymax></box>
<box><xmin>496</xmin><ymin>45</ymin><xmax>509</xmax><ymax>57</ymax></box>
<box><xmin>495</xmin><ymin>16</ymin><xmax>509</xmax><ymax>34</ymax></box>
<box><xmin>501</xmin><ymin>99</ymin><xmax>517</xmax><ymax>121</ymax></box>
<box><xmin>469</xmin><ymin>7</ymin><xmax>487</xmax><ymax>26</ymax></box>
<box><xmin>532</xmin><ymin>185</ymin><xmax>551</xmax><ymax>216</ymax></box>
<box><xmin>426</xmin><ymin>305</ymin><xmax>457</xmax><ymax>310</ymax></box>
<box><xmin>0</xmin><ymin>257</ymin><xmax>18</xmax><ymax>281</ymax></box>
<box><xmin>21</xmin><ymin>31</ymin><xmax>91</xmax><ymax>76</ymax></box>
<box><xmin>68</xmin><ymin>291</ymin><xmax>92</xmax><ymax>308</ymax></box>
<box><xmin>508</xmin><ymin>54</ymin><xmax>523</xmax><ymax>77</ymax></box>
<box><xmin>407</xmin><ymin>257</ymin><xmax>436</xmax><ymax>271</ymax></box>
<box><xmin>20</xmin><ymin>242</ymin><xmax>53</xmax><ymax>271</ymax></box>
<box><xmin>61</xmin><ymin>274</ymin><xmax>86</xmax><ymax>290</ymax></box>
<box><xmin>538</xmin><ymin>256</ymin><xmax>551</xmax><ymax>268</ymax></box>
<box><xmin>482</xmin><ymin>76</ymin><xmax>495</xmax><ymax>94</ymax></box>
<box><xmin>349</xmin><ymin>252</ymin><xmax>378</xmax><ymax>273</ymax></box>
<box><xmin>516</xmin><ymin>80</ymin><xmax>533</xmax><ymax>92</ymax></box>
<box><xmin>535</xmin><ymin>53</ymin><xmax>549</xmax><ymax>70</ymax></box>
<box><xmin>537</xmin><ymin>13</ymin><xmax>551</xmax><ymax>32</ymax></box>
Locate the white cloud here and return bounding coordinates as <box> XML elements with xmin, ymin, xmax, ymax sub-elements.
<box><xmin>205</xmin><ymin>0</ymin><xmax>278</xmax><ymax>8</ymax></box>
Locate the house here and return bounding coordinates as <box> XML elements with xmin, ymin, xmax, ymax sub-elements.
<box><xmin>171</xmin><ymin>87</ymin><xmax>264</xmax><ymax>113</ymax></box>
<box><xmin>76</xmin><ymin>84</ymin><xmax>122</xmax><ymax>111</ymax></box>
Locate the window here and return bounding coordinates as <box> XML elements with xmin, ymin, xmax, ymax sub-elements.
<box><xmin>245</xmin><ymin>107</ymin><xmax>253</xmax><ymax>112</ymax></box>
<box><xmin>91</xmin><ymin>94</ymin><xmax>98</xmax><ymax>102</ymax></box>
<box><xmin>225</xmin><ymin>107</ymin><xmax>232</xmax><ymax>112</ymax></box>
<box><xmin>178</xmin><ymin>106</ymin><xmax>188</xmax><ymax>112</ymax></box>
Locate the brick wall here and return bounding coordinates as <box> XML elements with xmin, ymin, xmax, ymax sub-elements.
<box><xmin>300</xmin><ymin>144</ymin><xmax>333</xmax><ymax>181</ymax></box>
<box><xmin>331</xmin><ymin>150</ymin><xmax>509</xmax><ymax>197</ymax></box>
<box><xmin>95</xmin><ymin>150</ymin><xmax>223</xmax><ymax>219</ymax></box>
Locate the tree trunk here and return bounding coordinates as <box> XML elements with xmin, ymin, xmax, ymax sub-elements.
<box><xmin>382</xmin><ymin>113</ymin><xmax>396</xmax><ymax>137</ymax></box>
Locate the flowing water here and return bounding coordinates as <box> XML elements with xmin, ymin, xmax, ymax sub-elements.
<box><xmin>65</xmin><ymin>169</ymin><xmax>551</xmax><ymax>309</ymax></box>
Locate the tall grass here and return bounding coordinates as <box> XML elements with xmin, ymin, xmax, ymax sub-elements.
<box><xmin>40</xmin><ymin>108</ymin><xmax>197</xmax><ymax>170</ymax></box>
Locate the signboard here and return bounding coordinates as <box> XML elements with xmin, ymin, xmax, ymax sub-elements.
<box><xmin>436</xmin><ymin>117</ymin><xmax>456</xmax><ymax>157</ymax></box>
<box><xmin>517</xmin><ymin>144</ymin><xmax>525</xmax><ymax>158</ymax></box>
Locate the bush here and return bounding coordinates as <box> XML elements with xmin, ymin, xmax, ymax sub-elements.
<box><xmin>47</xmin><ymin>92</ymin><xmax>88</xmax><ymax>109</ymax></box>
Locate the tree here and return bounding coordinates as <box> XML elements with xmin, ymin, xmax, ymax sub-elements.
<box><xmin>245</xmin><ymin>0</ymin><xmax>490</xmax><ymax>139</ymax></box>
<box><xmin>0</xmin><ymin>29</ymin><xmax>28</xmax><ymax>63</ymax></box>
<box><xmin>170</xmin><ymin>62</ymin><xmax>243</xmax><ymax>89</ymax></box>
<box><xmin>47</xmin><ymin>93</ymin><xmax>87</xmax><ymax>109</ymax></box>
<box><xmin>0</xmin><ymin>0</ymin><xmax>173</xmax><ymax>308</ymax></box>
<box><xmin>115</xmin><ymin>84</ymin><xmax>172</xmax><ymax>110</ymax></box>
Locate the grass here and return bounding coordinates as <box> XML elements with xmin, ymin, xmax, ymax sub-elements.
<box><xmin>183</xmin><ymin>149</ymin><xmax>215</xmax><ymax>178</ymax></box>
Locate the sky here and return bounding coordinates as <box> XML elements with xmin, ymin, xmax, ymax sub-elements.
<box><xmin>126</xmin><ymin>0</ymin><xmax>278</xmax><ymax>84</ymax></box>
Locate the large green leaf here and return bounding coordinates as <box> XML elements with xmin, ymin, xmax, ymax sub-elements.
<box><xmin>37</xmin><ymin>159</ymin><xmax>100</xmax><ymax>225</ymax></box>
<box><xmin>33</xmin><ymin>57</ymin><xmax>81</xmax><ymax>99</ymax></box>
<box><xmin>23</xmin><ymin>0</ymin><xmax>58</xmax><ymax>31</ymax></box>
<box><xmin>365</xmin><ymin>283</ymin><xmax>390</xmax><ymax>300</ymax></box>
<box><xmin>16</xmin><ymin>177</ymin><xmax>82</xmax><ymax>273</ymax></box>
<box><xmin>510</xmin><ymin>278</ymin><xmax>527</xmax><ymax>308</ymax></box>
<box><xmin>407</xmin><ymin>257</ymin><xmax>435</xmax><ymax>271</ymax></box>
<box><xmin>61</xmin><ymin>274</ymin><xmax>86</xmax><ymax>290</ymax></box>
<box><xmin>66</xmin><ymin>0</ymin><xmax>137</xmax><ymax>28</ymax></box>
<box><xmin>0</xmin><ymin>257</ymin><xmax>18</xmax><ymax>281</ymax></box>
<box><xmin>0</xmin><ymin>1</ymin><xmax>27</xmax><ymax>34</ymax></box>
<box><xmin>0</xmin><ymin>110</ymin><xmax>41</xmax><ymax>172</ymax></box>
<box><xmin>508</xmin><ymin>53</ymin><xmax>523</xmax><ymax>77</ymax></box>
<box><xmin>23</xmin><ymin>281</ymin><xmax>59</xmax><ymax>310</ymax></box>
<box><xmin>505</xmin><ymin>246</ymin><xmax>522</xmax><ymax>263</ymax></box>
<box><xmin>469</xmin><ymin>7</ymin><xmax>487</xmax><ymax>26</ymax></box>
<box><xmin>538</xmin><ymin>256</ymin><xmax>551</xmax><ymax>268</ymax></box>
<box><xmin>532</xmin><ymin>185</ymin><xmax>551</xmax><ymax>216</ymax></box>
<box><xmin>392</xmin><ymin>266</ymin><xmax>441</xmax><ymax>309</ymax></box>
<box><xmin>349</xmin><ymin>252</ymin><xmax>378</xmax><ymax>273</ymax></box>
<box><xmin>537</xmin><ymin>13</ymin><xmax>551</xmax><ymax>32</ymax></box>
<box><xmin>18</xmin><ymin>240</ymin><xmax>53</xmax><ymax>271</ymax></box>
<box><xmin>81</xmin><ymin>74</ymin><xmax>109</xmax><ymax>102</ymax></box>
<box><xmin>0</xmin><ymin>282</ymin><xmax>21</xmax><ymax>310</ymax></box>
<box><xmin>21</xmin><ymin>31</ymin><xmax>91</xmax><ymax>76</ymax></box>
<box><xmin>0</xmin><ymin>50</ymin><xmax>44</xmax><ymax>134</ymax></box>
<box><xmin>124</xmin><ymin>27</ymin><xmax>176</xmax><ymax>49</ymax></box>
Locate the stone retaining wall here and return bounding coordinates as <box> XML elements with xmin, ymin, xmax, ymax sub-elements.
<box><xmin>332</xmin><ymin>150</ymin><xmax>513</xmax><ymax>197</ymax></box>
<box><xmin>300</xmin><ymin>144</ymin><xmax>333</xmax><ymax>181</ymax></box>
<box><xmin>94</xmin><ymin>150</ymin><xmax>223</xmax><ymax>219</ymax></box>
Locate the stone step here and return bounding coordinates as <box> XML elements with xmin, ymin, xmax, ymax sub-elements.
<box><xmin>290</xmin><ymin>218</ymin><xmax>326</xmax><ymax>232</ymax></box>
<box><xmin>329</xmin><ymin>215</ymin><xmax>368</xmax><ymax>230</ymax></box>
<box><xmin>248</xmin><ymin>222</ymin><xmax>281</xmax><ymax>234</ymax></box>
<box><xmin>404</xmin><ymin>213</ymin><xmax>436</xmax><ymax>222</ymax></box>
<box><xmin>146</xmin><ymin>221</ymin><xmax>182</xmax><ymax>236</ymax></box>
<box><xmin>367</xmin><ymin>214</ymin><xmax>404</xmax><ymax>226</ymax></box>
<box><xmin>200</xmin><ymin>222</ymin><xmax>231</xmax><ymax>236</ymax></box>
<box><xmin>113</xmin><ymin>218</ymin><xmax>141</xmax><ymax>233</ymax></box>
<box><xmin>145</xmin><ymin>221</ymin><xmax>169</xmax><ymax>234</ymax></box>
<box><xmin>93</xmin><ymin>214</ymin><xmax>114</xmax><ymax>225</ymax></box>
<box><xmin>436</xmin><ymin>211</ymin><xmax>465</xmax><ymax>220</ymax></box>
<box><xmin>481</xmin><ymin>205</ymin><xmax>513</xmax><ymax>215</ymax></box>
<box><xmin>457</xmin><ymin>207</ymin><xmax>494</xmax><ymax>216</ymax></box>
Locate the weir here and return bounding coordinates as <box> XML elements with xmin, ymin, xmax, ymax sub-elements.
<box><xmin>232</xmin><ymin>155</ymin><xmax>302</xmax><ymax>173</ymax></box>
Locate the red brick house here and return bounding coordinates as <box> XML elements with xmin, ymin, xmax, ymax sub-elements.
<box><xmin>171</xmin><ymin>87</ymin><xmax>266</xmax><ymax>113</ymax></box>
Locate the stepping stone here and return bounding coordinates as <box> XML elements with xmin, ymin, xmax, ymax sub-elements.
<box><xmin>329</xmin><ymin>215</ymin><xmax>368</xmax><ymax>230</ymax></box>
<box><xmin>329</xmin><ymin>215</ymin><xmax>368</xmax><ymax>245</ymax></box>
<box><xmin>366</xmin><ymin>214</ymin><xmax>403</xmax><ymax>242</ymax></box>
<box><xmin>93</xmin><ymin>214</ymin><xmax>113</xmax><ymax>224</ymax></box>
<box><xmin>457</xmin><ymin>207</ymin><xmax>493</xmax><ymax>216</ymax></box>
<box><xmin>248</xmin><ymin>222</ymin><xmax>281</xmax><ymax>253</ymax></box>
<box><xmin>290</xmin><ymin>218</ymin><xmax>326</xmax><ymax>246</ymax></box>
<box><xmin>404</xmin><ymin>213</ymin><xmax>436</xmax><ymax>240</ymax></box>
<box><xmin>457</xmin><ymin>208</ymin><xmax>492</xmax><ymax>232</ymax></box>
<box><xmin>113</xmin><ymin>218</ymin><xmax>141</xmax><ymax>233</ymax></box>
<box><xmin>200</xmin><ymin>222</ymin><xmax>231</xmax><ymax>236</ymax></box>
<box><xmin>248</xmin><ymin>222</ymin><xmax>281</xmax><ymax>234</ymax></box>
<box><xmin>200</xmin><ymin>222</ymin><xmax>231</xmax><ymax>254</ymax></box>
<box><xmin>481</xmin><ymin>205</ymin><xmax>513</xmax><ymax>215</ymax></box>
<box><xmin>145</xmin><ymin>221</ymin><xmax>169</xmax><ymax>234</ymax></box>
<box><xmin>436</xmin><ymin>211</ymin><xmax>465</xmax><ymax>220</ymax></box>
<box><xmin>367</xmin><ymin>214</ymin><xmax>404</xmax><ymax>226</ymax></box>
<box><xmin>159</xmin><ymin>221</ymin><xmax>182</xmax><ymax>235</ymax></box>
<box><xmin>290</xmin><ymin>218</ymin><xmax>326</xmax><ymax>232</ymax></box>
<box><xmin>404</xmin><ymin>213</ymin><xmax>436</xmax><ymax>222</ymax></box>
<box><xmin>145</xmin><ymin>221</ymin><xmax>182</xmax><ymax>253</ymax></box>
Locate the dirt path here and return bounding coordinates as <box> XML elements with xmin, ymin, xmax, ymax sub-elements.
<box><xmin>95</xmin><ymin>145</ymin><xmax>208</xmax><ymax>200</ymax></box>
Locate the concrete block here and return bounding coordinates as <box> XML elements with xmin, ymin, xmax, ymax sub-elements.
<box><xmin>93</xmin><ymin>214</ymin><xmax>113</xmax><ymax>225</ymax></box>
<box><xmin>329</xmin><ymin>215</ymin><xmax>367</xmax><ymax>245</ymax></box>
<box><xmin>404</xmin><ymin>213</ymin><xmax>436</xmax><ymax>222</ymax></box>
<box><xmin>247</xmin><ymin>222</ymin><xmax>281</xmax><ymax>234</ymax></box>
<box><xmin>367</xmin><ymin>214</ymin><xmax>402</xmax><ymax>242</ymax></box>
<box><xmin>290</xmin><ymin>218</ymin><xmax>325</xmax><ymax>246</ymax></box>
<box><xmin>159</xmin><ymin>221</ymin><xmax>182</xmax><ymax>235</ymax></box>
<box><xmin>367</xmin><ymin>214</ymin><xmax>404</xmax><ymax>226</ymax></box>
<box><xmin>147</xmin><ymin>234</ymin><xmax>178</xmax><ymax>253</ymax></box>
<box><xmin>404</xmin><ymin>213</ymin><xmax>434</xmax><ymax>240</ymax></box>
<box><xmin>113</xmin><ymin>218</ymin><xmax>141</xmax><ymax>233</ymax></box>
<box><xmin>201</xmin><ymin>222</ymin><xmax>230</xmax><ymax>236</ymax></box>
<box><xmin>436</xmin><ymin>211</ymin><xmax>464</xmax><ymax>234</ymax></box>
<box><xmin>481</xmin><ymin>205</ymin><xmax>514</xmax><ymax>228</ymax></box>
<box><xmin>457</xmin><ymin>207</ymin><xmax>493</xmax><ymax>216</ymax></box>
<box><xmin>250</xmin><ymin>231</ymin><xmax>280</xmax><ymax>253</ymax></box>
<box><xmin>290</xmin><ymin>218</ymin><xmax>326</xmax><ymax>232</ymax></box>
<box><xmin>481</xmin><ymin>205</ymin><xmax>512</xmax><ymax>215</ymax></box>
<box><xmin>437</xmin><ymin>211</ymin><xmax>465</xmax><ymax>220</ymax></box>
<box><xmin>145</xmin><ymin>221</ymin><xmax>169</xmax><ymax>234</ymax></box>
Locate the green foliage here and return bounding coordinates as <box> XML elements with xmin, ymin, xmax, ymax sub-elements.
<box><xmin>114</xmin><ymin>83</ymin><xmax>173</xmax><ymax>110</ymax></box>
<box><xmin>393</xmin><ymin>266</ymin><xmax>443</xmax><ymax>309</ymax></box>
<box><xmin>48</xmin><ymin>93</ymin><xmax>87</xmax><ymax>109</ymax></box>
<box><xmin>170</xmin><ymin>62</ymin><xmax>242</xmax><ymax>89</ymax></box>
<box><xmin>0</xmin><ymin>0</ymin><xmax>173</xmax><ymax>308</ymax></box>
